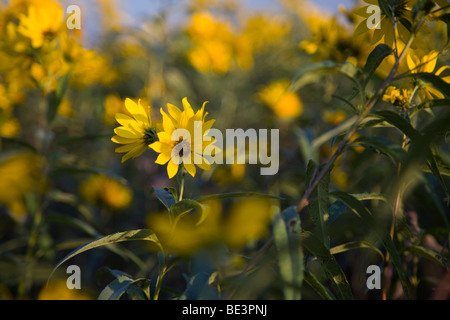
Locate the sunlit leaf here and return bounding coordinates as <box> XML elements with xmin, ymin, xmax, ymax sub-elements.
<box><xmin>273</xmin><ymin>206</ymin><xmax>303</xmax><ymax>300</ymax></box>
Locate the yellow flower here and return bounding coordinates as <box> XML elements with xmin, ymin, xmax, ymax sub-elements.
<box><xmin>149</xmin><ymin>97</ymin><xmax>215</xmax><ymax>179</ymax></box>
<box><xmin>18</xmin><ymin>0</ymin><xmax>64</xmax><ymax>48</ymax></box>
<box><xmin>0</xmin><ymin>152</ymin><xmax>40</xmax><ymax>222</ymax></box>
<box><xmin>79</xmin><ymin>174</ymin><xmax>132</xmax><ymax>210</ymax></box>
<box><xmin>103</xmin><ymin>93</ymin><xmax>127</xmax><ymax>125</ymax></box>
<box><xmin>111</xmin><ymin>98</ymin><xmax>157</xmax><ymax>163</ymax></box>
<box><xmin>0</xmin><ymin>115</ymin><xmax>21</xmax><ymax>138</ymax></box>
<box><xmin>323</xmin><ymin>110</ymin><xmax>348</xmax><ymax>125</ymax></box>
<box><xmin>258</xmin><ymin>79</ymin><xmax>303</xmax><ymax>119</ymax></box>
<box><xmin>407</xmin><ymin>50</ymin><xmax>450</xmax><ymax>100</ymax></box>
<box><xmin>38</xmin><ymin>280</ymin><xmax>91</xmax><ymax>300</ymax></box>
<box><xmin>187</xmin><ymin>40</ymin><xmax>233</xmax><ymax>74</ymax></box>
<box><xmin>300</xmin><ymin>15</ymin><xmax>371</xmax><ymax>67</ymax></box>
<box><xmin>146</xmin><ymin>200</ymin><xmax>222</xmax><ymax>256</ymax></box>
<box><xmin>353</xmin><ymin>0</ymin><xmax>415</xmax><ymax>47</ymax></box>
<box><xmin>223</xmin><ymin>199</ymin><xmax>277</xmax><ymax>249</ymax></box>
<box><xmin>383</xmin><ymin>85</ymin><xmax>412</xmax><ymax>107</ymax></box>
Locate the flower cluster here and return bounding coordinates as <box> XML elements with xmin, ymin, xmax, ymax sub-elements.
<box><xmin>112</xmin><ymin>97</ymin><xmax>216</xmax><ymax>179</ymax></box>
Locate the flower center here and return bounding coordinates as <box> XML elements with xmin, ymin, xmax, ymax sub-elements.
<box><xmin>143</xmin><ymin>128</ymin><xmax>158</xmax><ymax>145</ymax></box>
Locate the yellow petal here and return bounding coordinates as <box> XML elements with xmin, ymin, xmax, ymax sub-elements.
<box><xmin>406</xmin><ymin>54</ymin><xmax>416</xmax><ymax>72</ymax></box>
<box><xmin>155</xmin><ymin>152</ymin><xmax>171</xmax><ymax>165</ymax></box>
<box><xmin>125</xmin><ymin>98</ymin><xmax>150</xmax><ymax>127</ymax></box>
<box><xmin>182</xmin><ymin>97</ymin><xmax>195</xmax><ymax>118</ymax></box>
<box><xmin>183</xmin><ymin>162</ymin><xmax>196</xmax><ymax>177</ymax></box>
<box><xmin>161</xmin><ymin>108</ymin><xmax>176</xmax><ymax>135</ymax></box>
<box><xmin>115</xmin><ymin>142</ymin><xmax>142</xmax><ymax>153</ymax></box>
<box><xmin>167</xmin><ymin>160</ymin><xmax>179</xmax><ymax>179</ymax></box>
<box><xmin>111</xmin><ymin>135</ymin><xmax>140</xmax><ymax>144</ymax></box>
<box><xmin>114</xmin><ymin>127</ymin><xmax>141</xmax><ymax>139</ymax></box>
<box><xmin>167</xmin><ymin>103</ymin><xmax>182</xmax><ymax>120</ymax></box>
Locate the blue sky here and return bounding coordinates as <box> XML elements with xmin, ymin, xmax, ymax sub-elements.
<box><xmin>61</xmin><ymin>0</ymin><xmax>355</xmax><ymax>44</ymax></box>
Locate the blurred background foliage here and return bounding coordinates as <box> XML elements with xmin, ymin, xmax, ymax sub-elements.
<box><xmin>0</xmin><ymin>0</ymin><xmax>449</xmax><ymax>300</ymax></box>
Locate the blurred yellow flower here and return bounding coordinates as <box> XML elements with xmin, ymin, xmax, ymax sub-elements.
<box><xmin>258</xmin><ymin>79</ymin><xmax>303</xmax><ymax>119</ymax></box>
<box><xmin>300</xmin><ymin>15</ymin><xmax>371</xmax><ymax>67</ymax></box>
<box><xmin>0</xmin><ymin>115</ymin><xmax>21</xmax><ymax>138</ymax></box>
<box><xmin>149</xmin><ymin>97</ymin><xmax>215</xmax><ymax>179</ymax></box>
<box><xmin>223</xmin><ymin>199</ymin><xmax>277</xmax><ymax>249</ymax></box>
<box><xmin>79</xmin><ymin>174</ymin><xmax>132</xmax><ymax>210</ymax></box>
<box><xmin>353</xmin><ymin>0</ymin><xmax>414</xmax><ymax>47</ymax></box>
<box><xmin>383</xmin><ymin>85</ymin><xmax>412</xmax><ymax>107</ymax></box>
<box><xmin>407</xmin><ymin>50</ymin><xmax>450</xmax><ymax>100</ymax></box>
<box><xmin>187</xmin><ymin>40</ymin><xmax>233</xmax><ymax>74</ymax></box>
<box><xmin>186</xmin><ymin>12</ymin><xmax>234</xmax><ymax>74</ymax></box>
<box><xmin>60</xmin><ymin>32</ymin><xmax>117</xmax><ymax>88</ymax></box>
<box><xmin>18</xmin><ymin>0</ymin><xmax>63</xmax><ymax>48</ymax></box>
<box><xmin>38</xmin><ymin>280</ymin><xmax>91</xmax><ymax>300</ymax></box>
<box><xmin>147</xmin><ymin>200</ymin><xmax>222</xmax><ymax>255</ymax></box>
<box><xmin>103</xmin><ymin>93</ymin><xmax>127</xmax><ymax>125</ymax></box>
<box><xmin>57</xmin><ymin>98</ymin><xmax>74</xmax><ymax>118</ymax></box>
<box><xmin>111</xmin><ymin>98</ymin><xmax>157</xmax><ymax>163</ymax></box>
<box><xmin>323</xmin><ymin>110</ymin><xmax>348</xmax><ymax>126</ymax></box>
<box><xmin>0</xmin><ymin>152</ymin><xmax>40</xmax><ymax>222</ymax></box>
<box><xmin>147</xmin><ymin>198</ymin><xmax>278</xmax><ymax>254</ymax></box>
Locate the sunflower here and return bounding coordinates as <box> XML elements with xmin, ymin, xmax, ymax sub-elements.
<box><xmin>18</xmin><ymin>0</ymin><xmax>64</xmax><ymax>48</ymax></box>
<box><xmin>353</xmin><ymin>0</ymin><xmax>416</xmax><ymax>47</ymax></box>
<box><xmin>149</xmin><ymin>97</ymin><xmax>216</xmax><ymax>179</ymax></box>
<box><xmin>407</xmin><ymin>50</ymin><xmax>450</xmax><ymax>100</ymax></box>
<box><xmin>111</xmin><ymin>98</ymin><xmax>158</xmax><ymax>163</ymax></box>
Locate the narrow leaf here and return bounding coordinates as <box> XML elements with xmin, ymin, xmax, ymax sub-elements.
<box><xmin>306</xmin><ymin>161</ymin><xmax>330</xmax><ymax>249</ymax></box>
<box><xmin>329</xmin><ymin>191</ymin><xmax>411</xmax><ymax>299</ymax></box>
<box><xmin>362</xmin><ymin>44</ymin><xmax>393</xmax><ymax>86</ymax></box>
<box><xmin>49</xmin><ymin>229</ymin><xmax>163</xmax><ymax>282</ymax></box>
<box><xmin>301</xmin><ymin>231</ymin><xmax>353</xmax><ymax>300</ymax></box>
<box><xmin>273</xmin><ymin>206</ymin><xmax>304</xmax><ymax>300</ymax></box>
<box><xmin>154</xmin><ymin>188</ymin><xmax>176</xmax><ymax>210</ymax></box>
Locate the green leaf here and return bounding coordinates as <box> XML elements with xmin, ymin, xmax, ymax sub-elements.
<box><xmin>46</xmin><ymin>73</ymin><xmax>70</xmax><ymax>123</ymax></box>
<box><xmin>352</xmin><ymin>136</ymin><xmax>402</xmax><ymax>164</ymax></box>
<box><xmin>439</xmin><ymin>13</ymin><xmax>450</xmax><ymax>44</ymax></box>
<box><xmin>402</xmin><ymin>246</ymin><xmax>444</xmax><ymax>265</ymax></box>
<box><xmin>97</xmin><ymin>268</ymin><xmax>151</xmax><ymax>300</ymax></box>
<box><xmin>195</xmin><ymin>192</ymin><xmax>281</xmax><ymax>202</ymax></box>
<box><xmin>48</xmin><ymin>229</ymin><xmax>163</xmax><ymax>282</ymax></box>
<box><xmin>98</xmin><ymin>275</ymin><xmax>134</xmax><ymax>300</ymax></box>
<box><xmin>362</xmin><ymin>44</ymin><xmax>393</xmax><ymax>86</ymax></box>
<box><xmin>311</xmin><ymin>116</ymin><xmax>358</xmax><ymax>150</ymax></box>
<box><xmin>301</xmin><ymin>231</ymin><xmax>354</xmax><ymax>300</ymax></box>
<box><xmin>179</xmin><ymin>273</ymin><xmax>219</xmax><ymax>300</ymax></box>
<box><xmin>415</xmin><ymin>99</ymin><xmax>450</xmax><ymax>113</ymax></box>
<box><xmin>46</xmin><ymin>213</ymin><xmax>147</xmax><ymax>271</ymax></box>
<box><xmin>329</xmin><ymin>191</ymin><xmax>411</xmax><ymax>299</ymax></box>
<box><xmin>378</xmin><ymin>0</ymin><xmax>392</xmax><ymax>20</ymax></box>
<box><xmin>411</xmin><ymin>73</ymin><xmax>450</xmax><ymax>99</ymax></box>
<box><xmin>290</xmin><ymin>61</ymin><xmax>361</xmax><ymax>93</ymax></box>
<box><xmin>330</xmin><ymin>241</ymin><xmax>384</xmax><ymax>259</ymax></box>
<box><xmin>303</xmin><ymin>270</ymin><xmax>335</xmax><ymax>300</ymax></box>
<box><xmin>273</xmin><ymin>206</ymin><xmax>304</xmax><ymax>300</ymax></box>
<box><xmin>384</xmin><ymin>109</ymin><xmax>450</xmax><ymax>199</ymax></box>
<box><xmin>306</xmin><ymin>161</ymin><xmax>331</xmax><ymax>249</ymax></box>
<box><xmin>170</xmin><ymin>199</ymin><xmax>207</xmax><ymax>226</ymax></box>
<box><xmin>0</xmin><ymin>138</ymin><xmax>38</xmax><ymax>153</ymax></box>
<box><xmin>153</xmin><ymin>188</ymin><xmax>177</xmax><ymax>210</ymax></box>
<box><xmin>412</xmin><ymin>0</ymin><xmax>436</xmax><ymax>22</ymax></box>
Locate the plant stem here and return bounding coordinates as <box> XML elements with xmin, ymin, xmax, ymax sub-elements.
<box><xmin>296</xmin><ymin>22</ymin><xmax>420</xmax><ymax>215</ymax></box>
<box><xmin>178</xmin><ymin>168</ymin><xmax>185</xmax><ymax>202</ymax></box>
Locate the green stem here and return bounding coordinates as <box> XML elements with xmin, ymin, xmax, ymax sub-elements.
<box><xmin>178</xmin><ymin>167</ymin><xmax>186</xmax><ymax>202</ymax></box>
